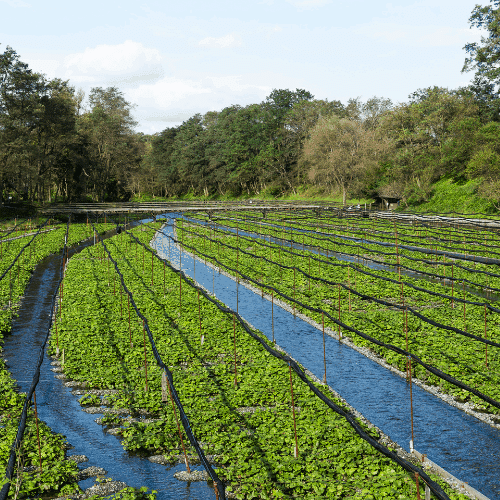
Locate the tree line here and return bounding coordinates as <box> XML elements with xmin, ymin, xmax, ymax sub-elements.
<box><xmin>2</xmin><ymin>1</ymin><xmax>500</xmax><ymax>207</ymax></box>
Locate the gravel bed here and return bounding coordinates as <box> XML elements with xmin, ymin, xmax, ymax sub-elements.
<box><xmin>64</xmin><ymin>381</ymin><xmax>88</xmax><ymax>388</ymax></box>
<box><xmin>82</xmin><ymin>407</ymin><xmax>129</xmax><ymax>415</ymax></box>
<box><xmin>81</xmin><ymin>406</ymin><xmax>104</xmax><ymax>414</ymax></box>
<box><xmin>85</xmin><ymin>389</ymin><xmax>119</xmax><ymax>396</ymax></box>
<box><xmin>148</xmin><ymin>453</ymin><xmax>217</xmax><ymax>465</ymax></box>
<box><xmin>67</xmin><ymin>455</ymin><xmax>89</xmax><ymax>464</ymax></box>
<box><xmin>105</xmin><ymin>427</ymin><xmax>122</xmax><ymax>436</ymax></box>
<box><xmin>173</xmin><ymin>470</ymin><xmax>209</xmax><ymax>481</ymax></box>
<box><xmin>77</xmin><ymin>466</ymin><xmax>107</xmax><ymax>480</ymax></box>
<box><xmin>82</xmin><ymin>480</ymin><xmax>128</xmax><ymax>498</ymax></box>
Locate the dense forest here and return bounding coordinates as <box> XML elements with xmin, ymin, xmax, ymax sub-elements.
<box><xmin>2</xmin><ymin>1</ymin><xmax>500</xmax><ymax>207</ymax></box>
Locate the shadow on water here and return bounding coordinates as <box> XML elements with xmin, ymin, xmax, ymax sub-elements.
<box><xmin>2</xmin><ymin>227</ymin><xmax>215</xmax><ymax>500</ymax></box>
<box><xmin>153</xmin><ymin>216</ymin><xmax>500</xmax><ymax>499</ymax></box>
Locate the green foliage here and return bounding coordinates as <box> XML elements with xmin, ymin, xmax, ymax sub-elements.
<box><xmin>51</xmin><ymin>222</ymin><xmax>471</xmax><ymax>499</ymax></box>
<box><xmin>408</xmin><ymin>178</ymin><xmax>495</xmax><ymax>213</ymax></box>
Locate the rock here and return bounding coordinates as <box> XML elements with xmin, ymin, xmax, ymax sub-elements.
<box><xmin>77</xmin><ymin>466</ymin><xmax>107</xmax><ymax>480</ymax></box>
<box><xmin>173</xmin><ymin>470</ymin><xmax>209</xmax><ymax>481</ymax></box>
<box><xmin>147</xmin><ymin>455</ymin><xmax>169</xmax><ymax>465</ymax></box>
<box><xmin>103</xmin><ymin>408</ymin><xmax>129</xmax><ymax>415</ymax></box>
<box><xmin>67</xmin><ymin>455</ymin><xmax>88</xmax><ymax>464</ymax></box>
<box><xmin>64</xmin><ymin>381</ymin><xmax>88</xmax><ymax>388</ymax></box>
<box><xmin>82</xmin><ymin>406</ymin><xmax>103</xmax><ymax>414</ymax></box>
<box><xmin>106</xmin><ymin>427</ymin><xmax>122</xmax><ymax>436</ymax></box>
<box><xmin>83</xmin><ymin>480</ymin><xmax>127</xmax><ymax>498</ymax></box>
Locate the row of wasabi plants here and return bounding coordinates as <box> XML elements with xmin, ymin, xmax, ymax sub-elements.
<box><xmin>176</xmin><ymin>212</ymin><xmax>500</xmax><ymax>417</ymax></box>
<box><xmin>49</xmin><ymin>220</ymin><xmax>467</xmax><ymax>499</ymax></box>
<box><xmin>0</xmin><ymin>218</ymin><xmax>156</xmax><ymax>499</ymax></box>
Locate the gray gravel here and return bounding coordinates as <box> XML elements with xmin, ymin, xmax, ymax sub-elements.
<box><xmin>173</xmin><ymin>470</ymin><xmax>209</xmax><ymax>481</ymax></box>
<box><xmin>64</xmin><ymin>381</ymin><xmax>88</xmax><ymax>388</ymax></box>
<box><xmin>77</xmin><ymin>466</ymin><xmax>107</xmax><ymax>480</ymax></box>
<box><xmin>82</xmin><ymin>480</ymin><xmax>128</xmax><ymax>497</ymax></box>
<box><xmin>67</xmin><ymin>455</ymin><xmax>88</xmax><ymax>464</ymax></box>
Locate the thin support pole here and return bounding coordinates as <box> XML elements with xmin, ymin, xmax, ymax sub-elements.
<box><xmin>128</xmin><ymin>294</ymin><xmax>132</xmax><ymax>347</ymax></box>
<box><xmin>405</xmin><ymin>307</ymin><xmax>409</xmax><ymax>381</ymax></box>
<box><xmin>485</xmin><ymin>304</ymin><xmax>488</xmax><ymax>369</ymax></box>
<box><xmin>179</xmin><ymin>273</ymin><xmax>182</xmax><ymax>317</ymax></box>
<box><xmin>338</xmin><ymin>285</ymin><xmax>342</xmax><ymax>341</ymax></box>
<box><xmin>451</xmin><ymin>264</ymin><xmax>454</xmax><ymax>308</ymax></box>
<box><xmin>33</xmin><ymin>391</ymin><xmax>42</xmax><ymax>472</ymax></box>
<box><xmin>167</xmin><ymin>378</ymin><xmax>191</xmax><ymax>473</ymax></box>
<box><xmin>199</xmin><ymin>290</ymin><xmax>204</xmax><ymax>345</ymax></box>
<box><xmin>409</xmin><ymin>355</ymin><xmax>415</xmax><ymax>452</ymax></box>
<box><xmin>463</xmin><ymin>280</ymin><xmax>466</xmax><ymax>332</ymax></box>
<box><xmin>289</xmin><ymin>363</ymin><xmax>299</xmax><ymax>458</ymax></box>
<box><xmin>322</xmin><ymin>312</ymin><xmax>327</xmax><ymax>384</ymax></box>
<box><xmin>143</xmin><ymin>320</ymin><xmax>148</xmax><ymax>392</ymax></box>
<box><xmin>308</xmin><ymin>256</ymin><xmax>311</xmax><ymax>291</ymax></box>
<box><xmin>233</xmin><ymin>314</ymin><xmax>238</xmax><ymax>386</ymax></box>
<box><xmin>272</xmin><ymin>291</ymin><xmax>275</xmax><ymax>343</ymax></box>
<box><xmin>348</xmin><ymin>267</ymin><xmax>351</xmax><ymax>312</ymax></box>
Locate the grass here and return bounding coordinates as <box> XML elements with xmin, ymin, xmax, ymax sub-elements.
<box><xmin>404</xmin><ymin>178</ymin><xmax>498</xmax><ymax>214</ymax></box>
<box><xmin>130</xmin><ymin>186</ymin><xmax>375</xmax><ymax>206</ymax></box>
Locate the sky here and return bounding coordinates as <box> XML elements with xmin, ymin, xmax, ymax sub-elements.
<box><xmin>1</xmin><ymin>0</ymin><xmax>487</xmax><ymax>134</ymax></box>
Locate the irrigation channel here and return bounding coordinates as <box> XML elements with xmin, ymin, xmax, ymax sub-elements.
<box><xmin>179</xmin><ymin>215</ymin><xmax>500</xmax><ymax>303</ymax></box>
<box><xmin>150</xmin><ymin>214</ymin><xmax>500</xmax><ymax>499</ymax></box>
<box><xmin>2</xmin><ymin>212</ymin><xmax>499</xmax><ymax>500</ymax></box>
<box><xmin>1</xmin><ymin>223</ymin><xmax>215</xmax><ymax>500</ymax></box>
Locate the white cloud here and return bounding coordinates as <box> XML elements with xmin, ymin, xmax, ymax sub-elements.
<box><xmin>129</xmin><ymin>75</ymin><xmax>272</xmax><ymax>129</ymax></box>
<box><xmin>285</xmin><ymin>0</ymin><xmax>331</xmax><ymax>10</ymax></box>
<box><xmin>128</xmin><ymin>77</ymin><xmax>212</xmax><ymax>109</ymax></box>
<box><xmin>64</xmin><ymin>40</ymin><xmax>162</xmax><ymax>76</ymax></box>
<box><xmin>198</xmin><ymin>34</ymin><xmax>241</xmax><ymax>49</ymax></box>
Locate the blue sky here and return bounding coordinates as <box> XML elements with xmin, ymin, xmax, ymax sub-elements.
<box><xmin>1</xmin><ymin>0</ymin><xmax>486</xmax><ymax>133</ymax></box>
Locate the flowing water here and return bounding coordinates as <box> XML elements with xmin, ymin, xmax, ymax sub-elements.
<box><xmin>3</xmin><ymin>217</ymin><xmax>499</xmax><ymax>500</ymax></box>
<box><xmin>2</xmin><ymin>229</ymin><xmax>215</xmax><ymax>500</ymax></box>
<box><xmin>152</xmin><ymin>216</ymin><xmax>500</xmax><ymax>499</ymax></box>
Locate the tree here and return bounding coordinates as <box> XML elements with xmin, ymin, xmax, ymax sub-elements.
<box><xmin>465</xmin><ymin>121</ymin><xmax>500</xmax><ymax>207</ymax></box>
<box><xmin>0</xmin><ymin>45</ymin><xmax>45</xmax><ymax>202</ymax></box>
<box><xmin>379</xmin><ymin>88</ymin><xmax>480</xmax><ymax>203</ymax></box>
<box><xmin>78</xmin><ymin>87</ymin><xmax>140</xmax><ymax>201</ymax></box>
<box><xmin>169</xmin><ymin>114</ymin><xmax>210</xmax><ymax>196</ymax></box>
<box><xmin>301</xmin><ymin>116</ymin><xmax>389</xmax><ymax>204</ymax></box>
<box><xmin>463</xmin><ymin>1</ymin><xmax>500</xmax><ymax>89</ymax></box>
